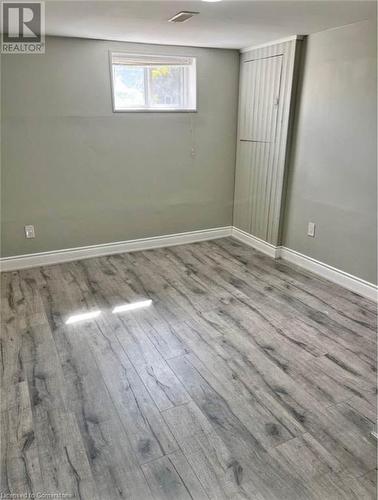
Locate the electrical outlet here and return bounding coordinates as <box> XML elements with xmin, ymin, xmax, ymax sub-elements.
<box><xmin>307</xmin><ymin>222</ymin><xmax>316</xmax><ymax>238</ymax></box>
<box><xmin>24</xmin><ymin>225</ymin><xmax>35</xmax><ymax>239</ymax></box>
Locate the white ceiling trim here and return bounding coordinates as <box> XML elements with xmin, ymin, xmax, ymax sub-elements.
<box><xmin>240</xmin><ymin>35</ymin><xmax>304</xmax><ymax>53</ymax></box>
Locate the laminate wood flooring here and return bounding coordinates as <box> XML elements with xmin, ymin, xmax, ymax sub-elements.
<box><xmin>1</xmin><ymin>238</ymin><xmax>377</xmax><ymax>499</ymax></box>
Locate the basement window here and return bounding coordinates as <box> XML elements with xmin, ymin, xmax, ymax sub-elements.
<box><xmin>110</xmin><ymin>52</ymin><xmax>197</xmax><ymax>112</ymax></box>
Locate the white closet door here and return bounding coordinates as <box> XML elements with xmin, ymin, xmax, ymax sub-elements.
<box><xmin>239</xmin><ymin>55</ymin><xmax>283</xmax><ymax>143</ymax></box>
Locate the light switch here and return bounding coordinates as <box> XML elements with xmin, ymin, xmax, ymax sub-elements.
<box><xmin>307</xmin><ymin>222</ymin><xmax>316</xmax><ymax>238</ymax></box>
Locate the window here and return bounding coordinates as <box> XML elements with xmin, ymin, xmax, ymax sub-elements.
<box><xmin>110</xmin><ymin>53</ymin><xmax>197</xmax><ymax>112</ymax></box>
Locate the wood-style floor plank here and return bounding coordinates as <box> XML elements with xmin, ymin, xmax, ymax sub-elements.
<box><xmin>142</xmin><ymin>450</ymin><xmax>209</xmax><ymax>500</ymax></box>
<box><xmin>1</xmin><ymin>237</ymin><xmax>376</xmax><ymax>499</ymax></box>
<box><xmin>1</xmin><ymin>381</ymin><xmax>43</xmax><ymax>495</ymax></box>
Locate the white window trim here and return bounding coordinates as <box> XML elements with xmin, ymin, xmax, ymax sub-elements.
<box><xmin>109</xmin><ymin>51</ymin><xmax>198</xmax><ymax>113</ymax></box>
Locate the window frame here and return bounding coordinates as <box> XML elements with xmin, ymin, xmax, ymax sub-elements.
<box><xmin>109</xmin><ymin>51</ymin><xmax>198</xmax><ymax>113</ymax></box>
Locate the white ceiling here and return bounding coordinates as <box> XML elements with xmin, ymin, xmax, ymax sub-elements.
<box><xmin>45</xmin><ymin>0</ymin><xmax>376</xmax><ymax>50</ymax></box>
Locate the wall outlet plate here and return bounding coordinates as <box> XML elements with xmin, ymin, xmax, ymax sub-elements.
<box><xmin>307</xmin><ymin>222</ymin><xmax>316</xmax><ymax>237</ymax></box>
<box><xmin>24</xmin><ymin>225</ymin><xmax>35</xmax><ymax>239</ymax></box>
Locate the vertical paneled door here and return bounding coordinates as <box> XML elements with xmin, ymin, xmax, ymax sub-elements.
<box><xmin>239</xmin><ymin>55</ymin><xmax>283</xmax><ymax>143</ymax></box>
<box><xmin>234</xmin><ymin>38</ymin><xmax>302</xmax><ymax>246</ymax></box>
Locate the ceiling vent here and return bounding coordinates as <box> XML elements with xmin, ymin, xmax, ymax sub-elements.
<box><xmin>168</xmin><ymin>11</ymin><xmax>199</xmax><ymax>23</ymax></box>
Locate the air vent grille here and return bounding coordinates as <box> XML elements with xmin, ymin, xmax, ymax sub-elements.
<box><xmin>168</xmin><ymin>11</ymin><xmax>199</xmax><ymax>23</ymax></box>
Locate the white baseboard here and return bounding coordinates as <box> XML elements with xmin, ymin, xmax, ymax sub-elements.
<box><xmin>0</xmin><ymin>226</ymin><xmax>232</xmax><ymax>272</ymax></box>
<box><xmin>231</xmin><ymin>227</ymin><xmax>377</xmax><ymax>301</ymax></box>
<box><xmin>2</xmin><ymin>224</ymin><xmax>376</xmax><ymax>301</ymax></box>
<box><xmin>278</xmin><ymin>247</ymin><xmax>377</xmax><ymax>301</ymax></box>
<box><xmin>231</xmin><ymin>227</ymin><xmax>280</xmax><ymax>258</ymax></box>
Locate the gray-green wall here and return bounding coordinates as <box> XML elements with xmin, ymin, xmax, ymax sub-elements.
<box><xmin>1</xmin><ymin>36</ymin><xmax>239</xmax><ymax>256</ymax></box>
<box><xmin>2</xmin><ymin>24</ymin><xmax>377</xmax><ymax>286</ymax></box>
<box><xmin>283</xmin><ymin>19</ymin><xmax>377</xmax><ymax>284</ymax></box>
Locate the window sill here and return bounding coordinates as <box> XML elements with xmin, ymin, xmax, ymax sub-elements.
<box><xmin>112</xmin><ymin>109</ymin><xmax>198</xmax><ymax>113</ymax></box>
